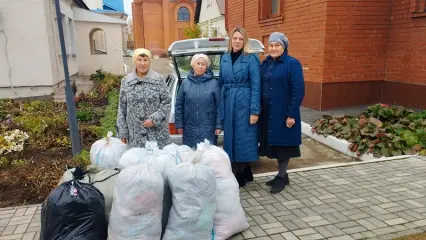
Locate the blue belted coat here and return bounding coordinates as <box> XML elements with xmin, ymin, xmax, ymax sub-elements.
<box><xmin>219</xmin><ymin>52</ymin><xmax>261</xmax><ymax>162</ymax></box>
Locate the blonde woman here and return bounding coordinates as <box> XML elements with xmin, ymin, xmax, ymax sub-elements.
<box><xmin>174</xmin><ymin>54</ymin><xmax>222</xmax><ymax>148</ymax></box>
<box><xmin>116</xmin><ymin>48</ymin><xmax>171</xmax><ymax>148</ymax></box>
<box><xmin>219</xmin><ymin>27</ymin><xmax>261</xmax><ymax>187</ymax></box>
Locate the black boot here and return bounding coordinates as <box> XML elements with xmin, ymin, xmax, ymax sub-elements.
<box><xmin>236</xmin><ymin>172</ymin><xmax>246</xmax><ymax>188</ymax></box>
<box><xmin>267</xmin><ymin>174</ymin><xmax>290</xmax><ymax>188</ymax></box>
<box><xmin>244</xmin><ymin>165</ymin><xmax>254</xmax><ymax>183</ymax></box>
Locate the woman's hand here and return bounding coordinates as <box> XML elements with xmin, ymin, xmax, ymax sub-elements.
<box><xmin>215</xmin><ymin>129</ymin><xmax>222</xmax><ymax>135</ymax></box>
<box><xmin>286</xmin><ymin>117</ymin><xmax>295</xmax><ymax>128</ymax></box>
<box><xmin>177</xmin><ymin>128</ymin><xmax>183</xmax><ymax>134</ymax></box>
<box><xmin>250</xmin><ymin>115</ymin><xmax>259</xmax><ymax>125</ymax></box>
<box><xmin>143</xmin><ymin>119</ymin><xmax>155</xmax><ymax>128</ymax></box>
<box><xmin>121</xmin><ymin>138</ymin><xmax>127</xmax><ymax>144</ymax></box>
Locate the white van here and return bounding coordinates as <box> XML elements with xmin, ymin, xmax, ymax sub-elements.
<box><xmin>165</xmin><ymin>37</ymin><xmax>265</xmax><ymax>140</ymax></box>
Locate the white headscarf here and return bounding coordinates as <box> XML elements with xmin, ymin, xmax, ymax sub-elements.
<box><xmin>191</xmin><ymin>54</ymin><xmax>210</xmax><ymax>68</ymax></box>
<box><xmin>132</xmin><ymin>48</ymin><xmax>153</xmax><ymax>63</ymax></box>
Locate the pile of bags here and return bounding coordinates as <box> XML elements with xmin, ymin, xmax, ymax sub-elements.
<box><xmin>41</xmin><ymin>132</ymin><xmax>249</xmax><ymax>240</ymax></box>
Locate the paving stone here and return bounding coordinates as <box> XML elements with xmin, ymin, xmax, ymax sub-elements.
<box><xmin>265</xmin><ymin>227</ymin><xmax>289</xmax><ymax>235</ymax></box>
<box><xmin>328</xmin><ymin>236</ymin><xmax>355</xmax><ymax>240</ymax></box>
<box><xmin>251</xmin><ymin>225</ymin><xmax>268</xmax><ymax>237</ymax></box>
<box><xmin>335</xmin><ymin>221</ymin><xmax>359</xmax><ymax>229</ymax></box>
<box><xmin>372</xmin><ymin>226</ymin><xmax>397</xmax><ymax>235</ymax></box>
<box><xmin>0</xmin><ymin>234</ymin><xmax>24</xmax><ymax>240</ymax></box>
<box><xmin>301</xmin><ymin>216</ymin><xmax>323</xmax><ymax>223</ymax></box>
<box><xmin>13</xmin><ymin>224</ymin><xmax>28</xmax><ymax>235</ymax></box>
<box><xmin>349</xmin><ymin>233</ymin><xmax>364</xmax><ymax>240</ymax></box>
<box><xmin>230</xmin><ymin>233</ymin><xmax>245</xmax><ymax>240</ymax></box>
<box><xmin>1</xmin><ymin>225</ymin><xmax>17</xmax><ymax>236</ymax></box>
<box><xmin>384</xmin><ymin>218</ymin><xmax>408</xmax><ymax>226</ymax></box>
<box><xmin>21</xmin><ymin>232</ymin><xmax>36</xmax><ymax>240</ymax></box>
<box><xmin>360</xmin><ymin>231</ymin><xmax>377</xmax><ymax>238</ymax></box>
<box><xmin>270</xmin><ymin>234</ymin><xmax>285</xmax><ymax>240</ymax></box>
<box><xmin>253</xmin><ymin>215</ymin><xmax>268</xmax><ymax>225</ymax></box>
<box><xmin>342</xmin><ymin>226</ymin><xmax>367</xmax><ymax>235</ymax></box>
<box><xmin>413</xmin><ymin>219</ymin><xmax>426</xmax><ymax>227</ymax></box>
<box><xmin>280</xmin><ymin>221</ymin><xmax>299</xmax><ymax>231</ymax></box>
<box><xmin>292</xmin><ymin>228</ymin><xmax>317</xmax><ymax>236</ymax></box>
<box><xmin>241</xmin><ymin>229</ymin><xmax>256</xmax><ymax>239</ymax></box>
<box><xmin>281</xmin><ymin>232</ymin><xmax>298</xmax><ymax>240</ymax></box>
<box><xmin>298</xmin><ymin>233</ymin><xmax>324</xmax><ymax>240</ymax></box>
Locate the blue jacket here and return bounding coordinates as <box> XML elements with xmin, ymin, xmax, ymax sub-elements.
<box><xmin>174</xmin><ymin>69</ymin><xmax>222</xmax><ymax>148</ymax></box>
<box><xmin>260</xmin><ymin>50</ymin><xmax>305</xmax><ymax>146</ymax></box>
<box><xmin>219</xmin><ymin>52</ymin><xmax>261</xmax><ymax>162</ymax></box>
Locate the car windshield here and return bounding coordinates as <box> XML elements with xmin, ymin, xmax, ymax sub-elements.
<box><xmin>174</xmin><ymin>53</ymin><xmax>223</xmax><ymax>79</ymax></box>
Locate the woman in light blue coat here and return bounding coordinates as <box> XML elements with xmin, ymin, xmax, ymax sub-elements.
<box><xmin>175</xmin><ymin>54</ymin><xmax>222</xmax><ymax>149</ymax></box>
<box><xmin>219</xmin><ymin>27</ymin><xmax>261</xmax><ymax>187</ymax></box>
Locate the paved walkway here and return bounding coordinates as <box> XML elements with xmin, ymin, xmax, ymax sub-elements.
<box><xmin>1</xmin><ymin>157</ymin><xmax>426</xmax><ymax>240</ymax></box>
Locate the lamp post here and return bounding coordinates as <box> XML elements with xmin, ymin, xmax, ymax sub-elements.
<box><xmin>54</xmin><ymin>0</ymin><xmax>81</xmax><ymax>155</ymax></box>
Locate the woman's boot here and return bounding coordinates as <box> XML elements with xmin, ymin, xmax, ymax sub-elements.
<box><xmin>244</xmin><ymin>164</ymin><xmax>254</xmax><ymax>183</ymax></box>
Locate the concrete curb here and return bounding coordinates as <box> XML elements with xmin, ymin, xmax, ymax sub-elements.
<box><xmin>301</xmin><ymin>121</ymin><xmax>418</xmax><ymax>161</ymax></box>
<box><xmin>253</xmin><ymin>155</ymin><xmax>419</xmax><ymax>178</ymax></box>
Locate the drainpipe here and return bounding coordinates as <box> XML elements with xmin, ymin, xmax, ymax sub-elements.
<box><xmin>54</xmin><ymin>0</ymin><xmax>81</xmax><ymax>155</ymax></box>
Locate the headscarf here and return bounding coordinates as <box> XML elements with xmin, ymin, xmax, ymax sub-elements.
<box><xmin>268</xmin><ymin>32</ymin><xmax>289</xmax><ymax>49</ymax></box>
<box><xmin>132</xmin><ymin>48</ymin><xmax>153</xmax><ymax>63</ymax></box>
<box><xmin>191</xmin><ymin>54</ymin><xmax>211</xmax><ymax>68</ymax></box>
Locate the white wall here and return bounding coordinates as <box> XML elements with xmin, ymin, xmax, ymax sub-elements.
<box><xmin>75</xmin><ymin>21</ymin><xmax>124</xmax><ymax>75</ymax></box>
<box><xmin>198</xmin><ymin>0</ymin><xmax>226</xmax><ymax>37</ymax></box>
<box><xmin>0</xmin><ymin>0</ymin><xmax>55</xmax><ymax>98</ymax></box>
<box><xmin>0</xmin><ymin>0</ymin><xmax>80</xmax><ymax>99</ymax></box>
<box><xmin>83</xmin><ymin>0</ymin><xmax>103</xmax><ymax>10</ymax></box>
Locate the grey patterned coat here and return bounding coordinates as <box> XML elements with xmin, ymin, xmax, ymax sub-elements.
<box><xmin>116</xmin><ymin>69</ymin><xmax>171</xmax><ymax>148</ymax></box>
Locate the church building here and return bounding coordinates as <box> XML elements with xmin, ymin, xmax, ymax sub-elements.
<box><xmin>132</xmin><ymin>0</ymin><xmax>197</xmax><ymax>54</ymax></box>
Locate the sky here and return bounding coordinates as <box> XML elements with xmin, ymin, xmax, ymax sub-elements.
<box><xmin>123</xmin><ymin>0</ymin><xmax>132</xmax><ymax>17</ymax></box>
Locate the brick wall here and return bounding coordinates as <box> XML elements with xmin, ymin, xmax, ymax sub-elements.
<box><xmin>322</xmin><ymin>0</ymin><xmax>392</xmax><ymax>83</ymax></box>
<box><xmin>227</xmin><ymin>0</ymin><xmax>327</xmax><ymax>108</ymax></box>
<box><xmin>386</xmin><ymin>0</ymin><xmax>426</xmax><ymax>85</ymax></box>
<box><xmin>143</xmin><ymin>2</ymin><xmax>165</xmax><ymax>50</ymax></box>
<box><xmin>132</xmin><ymin>0</ymin><xmax>196</xmax><ymax>52</ymax></box>
<box><xmin>227</xmin><ymin>0</ymin><xmax>327</xmax><ymax>84</ymax></box>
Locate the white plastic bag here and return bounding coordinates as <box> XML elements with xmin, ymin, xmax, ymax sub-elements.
<box><xmin>162</xmin><ymin>152</ymin><xmax>216</xmax><ymax>240</ymax></box>
<box><xmin>196</xmin><ymin>140</ymin><xmax>249</xmax><ymax>240</ymax></box>
<box><xmin>108</xmin><ymin>164</ymin><xmax>164</xmax><ymax>240</ymax></box>
<box><xmin>162</xmin><ymin>143</ymin><xmax>193</xmax><ymax>163</ymax></box>
<box><xmin>90</xmin><ymin>131</ymin><xmax>127</xmax><ymax>169</ymax></box>
<box><xmin>129</xmin><ymin>141</ymin><xmax>176</xmax><ymax>234</ymax></box>
<box><xmin>58</xmin><ymin>165</ymin><xmax>120</xmax><ymax>223</ymax></box>
<box><xmin>117</xmin><ymin>147</ymin><xmax>148</xmax><ymax>169</ymax></box>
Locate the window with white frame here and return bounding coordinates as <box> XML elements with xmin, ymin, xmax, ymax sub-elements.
<box><xmin>61</xmin><ymin>14</ymin><xmax>77</xmax><ymax>57</ymax></box>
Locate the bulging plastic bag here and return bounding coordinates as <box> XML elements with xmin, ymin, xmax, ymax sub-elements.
<box><xmin>162</xmin><ymin>152</ymin><xmax>216</xmax><ymax>240</ymax></box>
<box><xmin>90</xmin><ymin>131</ymin><xmax>127</xmax><ymax>169</ymax></box>
<box><xmin>117</xmin><ymin>147</ymin><xmax>148</xmax><ymax>169</ymax></box>
<box><xmin>108</xmin><ymin>164</ymin><xmax>164</xmax><ymax>240</ymax></box>
<box><xmin>196</xmin><ymin>140</ymin><xmax>249</xmax><ymax>240</ymax></box>
<box><xmin>162</xmin><ymin>143</ymin><xmax>193</xmax><ymax>162</ymax></box>
<box><xmin>57</xmin><ymin>165</ymin><xmax>120</xmax><ymax>223</ymax></box>
<box><xmin>126</xmin><ymin>141</ymin><xmax>176</xmax><ymax>234</ymax></box>
<box><xmin>41</xmin><ymin>167</ymin><xmax>107</xmax><ymax>240</ymax></box>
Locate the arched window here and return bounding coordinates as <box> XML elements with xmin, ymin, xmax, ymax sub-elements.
<box><xmin>177</xmin><ymin>7</ymin><xmax>190</xmax><ymax>22</ymax></box>
<box><xmin>89</xmin><ymin>28</ymin><xmax>107</xmax><ymax>55</ymax></box>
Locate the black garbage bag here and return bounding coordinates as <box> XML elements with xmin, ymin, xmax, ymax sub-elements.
<box><xmin>40</xmin><ymin>166</ymin><xmax>107</xmax><ymax>240</ymax></box>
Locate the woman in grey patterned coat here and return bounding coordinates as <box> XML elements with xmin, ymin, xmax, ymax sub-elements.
<box><xmin>116</xmin><ymin>48</ymin><xmax>171</xmax><ymax>148</ymax></box>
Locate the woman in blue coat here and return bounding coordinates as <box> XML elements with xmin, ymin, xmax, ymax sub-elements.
<box><xmin>175</xmin><ymin>54</ymin><xmax>222</xmax><ymax>149</ymax></box>
<box><xmin>219</xmin><ymin>27</ymin><xmax>261</xmax><ymax>187</ymax></box>
<box><xmin>259</xmin><ymin>32</ymin><xmax>305</xmax><ymax>194</ymax></box>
